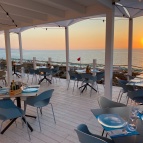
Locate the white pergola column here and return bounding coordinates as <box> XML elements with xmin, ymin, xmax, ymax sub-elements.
<box><xmin>128</xmin><ymin>18</ymin><xmax>133</xmax><ymax>76</ymax></box>
<box><xmin>104</xmin><ymin>8</ymin><xmax>115</xmax><ymax>99</ymax></box>
<box><xmin>65</xmin><ymin>26</ymin><xmax>69</xmax><ymax>80</ymax></box>
<box><xmin>18</xmin><ymin>32</ymin><xmax>23</xmax><ymax>64</ymax></box>
<box><xmin>4</xmin><ymin>30</ymin><xmax>12</xmax><ymax>86</ymax></box>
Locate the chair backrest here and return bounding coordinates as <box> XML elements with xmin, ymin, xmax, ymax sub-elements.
<box><xmin>115</xmin><ymin>77</ymin><xmax>129</xmax><ymax>92</ymax></box>
<box><xmin>98</xmin><ymin>96</ymin><xmax>126</xmax><ymax>109</ymax></box>
<box><xmin>81</xmin><ymin>73</ymin><xmax>96</xmax><ymax>81</ymax></box>
<box><xmin>53</xmin><ymin>66</ymin><xmax>59</xmax><ymax>71</ymax></box>
<box><xmin>127</xmin><ymin>89</ymin><xmax>143</xmax><ymax>100</ymax></box>
<box><xmin>29</xmin><ymin>69</ymin><xmax>36</xmax><ymax>74</ymax></box>
<box><xmin>39</xmin><ymin>68</ymin><xmax>52</xmax><ymax>74</ymax></box>
<box><xmin>96</xmin><ymin>72</ymin><xmax>104</xmax><ymax>81</ymax></box>
<box><xmin>35</xmin><ymin>69</ymin><xmax>40</xmax><ymax>74</ymax></box>
<box><xmin>75</xmin><ymin>124</ymin><xmax>107</xmax><ymax>143</ymax></box>
<box><xmin>26</xmin><ymin>89</ymin><xmax>54</xmax><ymax>107</ymax></box>
<box><xmin>76</xmin><ymin>73</ymin><xmax>82</xmax><ymax>80</ymax></box>
<box><xmin>0</xmin><ymin>99</ymin><xmax>17</xmax><ymax>109</ymax></box>
<box><xmin>68</xmin><ymin>71</ymin><xmax>76</xmax><ymax>79</ymax></box>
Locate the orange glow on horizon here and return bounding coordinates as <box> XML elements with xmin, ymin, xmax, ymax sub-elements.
<box><xmin>0</xmin><ymin>17</ymin><xmax>143</xmax><ymax>50</ymax></box>
<box><xmin>141</xmin><ymin>37</ymin><xmax>143</xmax><ymax>47</ymax></box>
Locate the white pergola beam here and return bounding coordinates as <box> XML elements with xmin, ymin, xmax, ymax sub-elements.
<box><xmin>4</xmin><ymin>29</ymin><xmax>12</xmax><ymax>86</ymax></box>
<box><xmin>0</xmin><ymin>0</ymin><xmax>65</xmax><ymax>18</ymax></box>
<box><xmin>0</xmin><ymin>4</ymin><xmax>48</xmax><ymax>21</ymax></box>
<box><xmin>0</xmin><ymin>12</ymin><xmax>33</xmax><ymax>23</ymax></box>
<box><xmin>97</xmin><ymin>0</ymin><xmax>112</xmax><ymax>9</ymax></box>
<box><xmin>128</xmin><ymin>18</ymin><xmax>133</xmax><ymax>76</ymax></box>
<box><xmin>0</xmin><ymin>18</ymin><xmax>22</xmax><ymax>26</ymax></box>
<box><xmin>104</xmin><ymin>8</ymin><xmax>115</xmax><ymax>99</ymax></box>
<box><xmin>47</xmin><ymin>0</ymin><xmax>86</xmax><ymax>14</ymax></box>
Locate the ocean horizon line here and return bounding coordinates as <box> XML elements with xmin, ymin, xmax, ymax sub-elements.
<box><xmin>0</xmin><ymin>47</ymin><xmax>143</xmax><ymax>50</ymax></box>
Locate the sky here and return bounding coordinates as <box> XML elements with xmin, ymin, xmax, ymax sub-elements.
<box><xmin>0</xmin><ymin>16</ymin><xmax>143</xmax><ymax>50</ymax></box>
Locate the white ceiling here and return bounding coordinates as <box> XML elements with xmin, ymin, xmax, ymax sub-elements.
<box><xmin>0</xmin><ymin>0</ymin><xmax>110</xmax><ymax>30</ymax></box>
<box><xmin>0</xmin><ymin>0</ymin><xmax>143</xmax><ymax>31</ymax></box>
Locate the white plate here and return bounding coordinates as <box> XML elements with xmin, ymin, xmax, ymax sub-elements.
<box><xmin>22</xmin><ymin>88</ymin><xmax>38</xmax><ymax>93</ymax></box>
<box><xmin>98</xmin><ymin>114</ymin><xmax>127</xmax><ymax>128</ymax></box>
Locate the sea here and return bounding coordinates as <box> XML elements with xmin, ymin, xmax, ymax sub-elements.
<box><xmin>0</xmin><ymin>48</ymin><xmax>143</xmax><ymax>68</ymax></box>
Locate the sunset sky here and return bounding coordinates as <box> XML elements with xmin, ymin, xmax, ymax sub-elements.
<box><xmin>0</xmin><ymin>16</ymin><xmax>143</xmax><ymax>50</ymax></box>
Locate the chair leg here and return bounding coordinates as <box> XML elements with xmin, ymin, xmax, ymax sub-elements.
<box><xmin>4</xmin><ymin>79</ymin><xmax>7</xmax><ymax>86</ymax></box>
<box><xmin>117</xmin><ymin>90</ymin><xmax>121</xmax><ymax>102</ymax></box>
<box><xmin>119</xmin><ymin>92</ymin><xmax>123</xmax><ymax>103</ymax></box>
<box><xmin>67</xmin><ymin>80</ymin><xmax>70</xmax><ymax>90</ymax></box>
<box><xmin>22</xmin><ymin>116</ymin><xmax>31</xmax><ymax>140</ymax></box>
<box><xmin>90</xmin><ymin>84</ymin><xmax>94</xmax><ymax>97</ymax></box>
<box><xmin>126</xmin><ymin>97</ymin><xmax>129</xmax><ymax>105</ymax></box>
<box><xmin>77</xmin><ymin>81</ymin><xmax>79</xmax><ymax>87</ymax></box>
<box><xmin>49</xmin><ymin>103</ymin><xmax>56</xmax><ymax>124</ymax></box>
<box><xmin>15</xmin><ymin>121</ymin><xmax>17</xmax><ymax>127</ymax></box>
<box><xmin>0</xmin><ymin>121</ymin><xmax>4</xmax><ymax>133</ymax></box>
<box><xmin>73</xmin><ymin>80</ymin><xmax>76</xmax><ymax>92</ymax></box>
<box><xmin>40</xmin><ymin>107</ymin><xmax>42</xmax><ymax>115</ymax></box>
<box><xmin>101</xmin><ymin>129</ymin><xmax>105</xmax><ymax>136</ymax></box>
<box><xmin>96</xmin><ymin>83</ymin><xmax>99</xmax><ymax>93</ymax></box>
<box><xmin>27</xmin><ymin>74</ymin><xmax>29</xmax><ymax>83</ymax></box>
<box><xmin>31</xmin><ymin>75</ymin><xmax>34</xmax><ymax>84</ymax></box>
<box><xmin>37</xmin><ymin>108</ymin><xmax>42</xmax><ymax>131</ymax></box>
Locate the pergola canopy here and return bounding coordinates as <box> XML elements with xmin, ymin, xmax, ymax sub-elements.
<box><xmin>0</xmin><ymin>0</ymin><xmax>143</xmax><ymax>32</ymax></box>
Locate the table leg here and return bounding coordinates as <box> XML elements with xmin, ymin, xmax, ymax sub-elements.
<box><xmin>1</xmin><ymin>118</ymin><xmax>17</xmax><ymax>134</ymax></box>
<box><xmin>16</xmin><ymin>97</ymin><xmax>34</xmax><ymax>131</ymax></box>
<box><xmin>22</xmin><ymin>117</ymin><xmax>33</xmax><ymax>132</ymax></box>
<box><xmin>38</xmin><ymin>76</ymin><xmax>51</xmax><ymax>84</ymax></box>
<box><xmin>26</xmin><ymin>115</ymin><xmax>36</xmax><ymax>119</ymax></box>
<box><xmin>87</xmin><ymin>83</ymin><xmax>97</xmax><ymax>92</ymax></box>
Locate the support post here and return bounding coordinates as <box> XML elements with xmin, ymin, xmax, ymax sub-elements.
<box><xmin>4</xmin><ymin>30</ymin><xmax>12</xmax><ymax>86</ymax></box>
<box><xmin>65</xmin><ymin>26</ymin><xmax>69</xmax><ymax>80</ymax></box>
<box><xmin>104</xmin><ymin>8</ymin><xmax>115</xmax><ymax>99</ymax></box>
<box><xmin>128</xmin><ymin>18</ymin><xmax>133</xmax><ymax>76</ymax></box>
<box><xmin>18</xmin><ymin>33</ymin><xmax>23</xmax><ymax>64</ymax></box>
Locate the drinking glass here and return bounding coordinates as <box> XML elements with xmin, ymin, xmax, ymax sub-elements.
<box><xmin>127</xmin><ymin>106</ymin><xmax>139</xmax><ymax>131</ymax></box>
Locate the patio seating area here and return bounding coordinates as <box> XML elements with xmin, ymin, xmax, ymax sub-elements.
<box><xmin>0</xmin><ymin>75</ymin><xmax>127</xmax><ymax>143</ymax></box>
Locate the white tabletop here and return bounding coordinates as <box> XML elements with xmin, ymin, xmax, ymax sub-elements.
<box><xmin>136</xmin><ymin>74</ymin><xmax>143</xmax><ymax>78</ymax></box>
<box><xmin>13</xmin><ymin>63</ymin><xmax>21</xmax><ymax>66</ymax></box>
<box><xmin>75</xmin><ymin>69</ymin><xmax>100</xmax><ymax>74</ymax></box>
<box><xmin>130</xmin><ymin>78</ymin><xmax>143</xmax><ymax>83</ymax></box>
<box><xmin>127</xmin><ymin>82</ymin><xmax>143</xmax><ymax>87</ymax></box>
<box><xmin>0</xmin><ymin>85</ymin><xmax>40</xmax><ymax>99</ymax></box>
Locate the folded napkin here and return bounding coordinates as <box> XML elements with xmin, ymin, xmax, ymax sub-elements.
<box><xmin>107</xmin><ymin>126</ymin><xmax>139</xmax><ymax>138</ymax></box>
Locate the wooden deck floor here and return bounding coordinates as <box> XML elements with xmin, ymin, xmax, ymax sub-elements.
<box><xmin>0</xmin><ymin>76</ymin><xmax>127</xmax><ymax>143</ymax></box>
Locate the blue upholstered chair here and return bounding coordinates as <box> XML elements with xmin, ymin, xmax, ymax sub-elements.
<box><xmin>51</xmin><ymin>66</ymin><xmax>61</xmax><ymax>83</ymax></box>
<box><xmin>127</xmin><ymin>89</ymin><xmax>143</xmax><ymax>105</ymax></box>
<box><xmin>0</xmin><ymin>99</ymin><xmax>30</xmax><ymax>140</ymax></box>
<box><xmin>67</xmin><ymin>71</ymin><xmax>77</xmax><ymax>92</ymax></box>
<box><xmin>25</xmin><ymin>89</ymin><xmax>56</xmax><ymax>131</ymax></box>
<box><xmin>98</xmin><ymin>96</ymin><xmax>126</xmax><ymax>109</ymax></box>
<box><xmin>96</xmin><ymin>72</ymin><xmax>104</xmax><ymax>92</ymax></box>
<box><xmin>116</xmin><ymin>77</ymin><xmax>134</xmax><ymax>103</ymax></box>
<box><xmin>75</xmin><ymin>124</ymin><xmax>114</xmax><ymax>143</ymax></box>
<box><xmin>27</xmin><ymin>69</ymin><xmax>40</xmax><ymax>84</ymax></box>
